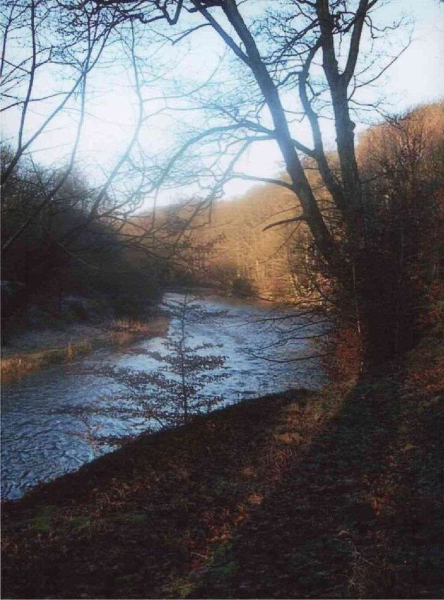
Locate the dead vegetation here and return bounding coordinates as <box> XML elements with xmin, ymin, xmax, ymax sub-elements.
<box><xmin>1</xmin><ymin>315</ymin><xmax>169</xmax><ymax>384</ymax></box>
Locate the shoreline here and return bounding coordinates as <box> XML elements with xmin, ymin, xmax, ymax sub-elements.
<box><xmin>0</xmin><ymin>313</ymin><xmax>170</xmax><ymax>385</ymax></box>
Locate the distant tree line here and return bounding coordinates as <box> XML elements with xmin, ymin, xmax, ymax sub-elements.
<box><xmin>152</xmin><ymin>187</ymin><xmax>311</xmax><ymax>301</ymax></box>
<box><xmin>355</xmin><ymin>102</ymin><xmax>444</xmax><ymax>353</ymax></box>
<box><xmin>166</xmin><ymin>101</ymin><xmax>444</xmax><ymax>367</ymax></box>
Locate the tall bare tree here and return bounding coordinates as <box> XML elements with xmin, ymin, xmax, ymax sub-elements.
<box><xmin>4</xmin><ymin>0</ymin><xmax>428</xmax><ymax>361</ymax></box>
<box><xmin>70</xmin><ymin>0</ymin><xmax>414</xmax><ymax>362</ymax></box>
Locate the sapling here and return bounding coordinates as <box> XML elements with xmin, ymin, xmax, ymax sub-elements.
<box><xmin>70</xmin><ymin>293</ymin><xmax>228</xmax><ymax>450</ymax></box>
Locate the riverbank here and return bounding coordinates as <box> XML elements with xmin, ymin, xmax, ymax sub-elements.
<box><xmin>2</xmin><ymin>339</ymin><xmax>443</xmax><ymax>598</ymax></box>
<box><xmin>1</xmin><ymin>314</ymin><xmax>170</xmax><ymax>385</ymax></box>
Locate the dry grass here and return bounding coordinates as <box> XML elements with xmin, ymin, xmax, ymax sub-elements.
<box><xmin>1</xmin><ymin>315</ymin><xmax>170</xmax><ymax>384</ymax></box>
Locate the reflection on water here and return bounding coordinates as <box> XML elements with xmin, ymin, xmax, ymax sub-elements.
<box><xmin>1</xmin><ymin>293</ymin><xmax>327</xmax><ymax>500</ymax></box>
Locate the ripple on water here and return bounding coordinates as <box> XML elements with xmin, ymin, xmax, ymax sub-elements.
<box><xmin>1</xmin><ymin>293</ymin><xmax>328</xmax><ymax>500</ymax></box>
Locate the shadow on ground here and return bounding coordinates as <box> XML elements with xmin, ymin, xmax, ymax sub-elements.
<box><xmin>191</xmin><ymin>373</ymin><xmax>443</xmax><ymax>599</ymax></box>
<box><xmin>2</xmin><ymin>371</ymin><xmax>442</xmax><ymax>599</ymax></box>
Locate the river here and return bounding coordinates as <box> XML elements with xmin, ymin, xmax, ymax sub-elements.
<box><xmin>1</xmin><ymin>293</ymin><xmax>328</xmax><ymax>500</ymax></box>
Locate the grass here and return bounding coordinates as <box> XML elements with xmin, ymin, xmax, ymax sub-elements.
<box><xmin>0</xmin><ymin>315</ymin><xmax>169</xmax><ymax>384</ymax></box>
<box><xmin>1</xmin><ymin>340</ymin><xmax>443</xmax><ymax>598</ymax></box>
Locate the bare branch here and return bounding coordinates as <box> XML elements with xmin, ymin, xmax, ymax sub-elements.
<box><xmin>263</xmin><ymin>215</ymin><xmax>306</xmax><ymax>232</ymax></box>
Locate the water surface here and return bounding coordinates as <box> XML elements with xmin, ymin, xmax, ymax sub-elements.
<box><xmin>1</xmin><ymin>293</ymin><xmax>327</xmax><ymax>500</ymax></box>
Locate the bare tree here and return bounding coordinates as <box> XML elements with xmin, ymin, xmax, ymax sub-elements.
<box><xmin>68</xmin><ymin>0</ymin><xmax>414</xmax><ymax>362</ymax></box>
<box><xmin>3</xmin><ymin>0</ymin><xmax>424</xmax><ymax>361</ymax></box>
<box><xmin>69</xmin><ymin>293</ymin><xmax>227</xmax><ymax>445</ymax></box>
<box><xmin>1</xmin><ymin>3</ymin><xmax>188</xmax><ymax>329</ymax></box>
<box><xmin>0</xmin><ymin>0</ymin><xmax>114</xmax><ymax>186</ymax></box>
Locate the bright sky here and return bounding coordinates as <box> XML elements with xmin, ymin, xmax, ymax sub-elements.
<box><xmin>2</xmin><ymin>0</ymin><xmax>443</xmax><ymax>208</ymax></box>
<box><xmin>383</xmin><ymin>0</ymin><xmax>444</xmax><ymax>105</ymax></box>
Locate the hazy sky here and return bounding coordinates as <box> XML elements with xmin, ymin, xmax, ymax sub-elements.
<box><xmin>384</xmin><ymin>0</ymin><xmax>443</xmax><ymax>105</ymax></box>
<box><xmin>3</xmin><ymin>0</ymin><xmax>443</xmax><ymax>208</ymax></box>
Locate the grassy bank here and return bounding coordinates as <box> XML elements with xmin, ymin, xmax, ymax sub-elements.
<box><xmin>2</xmin><ymin>340</ymin><xmax>443</xmax><ymax>599</ymax></box>
<box><xmin>1</xmin><ymin>315</ymin><xmax>169</xmax><ymax>385</ymax></box>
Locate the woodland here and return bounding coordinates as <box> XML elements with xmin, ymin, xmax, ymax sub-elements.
<box><xmin>1</xmin><ymin>0</ymin><xmax>444</xmax><ymax>598</ymax></box>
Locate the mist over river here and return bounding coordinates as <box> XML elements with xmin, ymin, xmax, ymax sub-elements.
<box><xmin>1</xmin><ymin>293</ymin><xmax>327</xmax><ymax>500</ymax></box>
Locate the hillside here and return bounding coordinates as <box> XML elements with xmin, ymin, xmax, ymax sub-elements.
<box><xmin>133</xmin><ymin>187</ymin><xmax>311</xmax><ymax>301</ymax></box>
<box><xmin>134</xmin><ymin>101</ymin><xmax>444</xmax><ymax>306</ymax></box>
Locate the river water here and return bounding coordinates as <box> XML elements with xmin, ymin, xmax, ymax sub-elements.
<box><xmin>1</xmin><ymin>293</ymin><xmax>327</xmax><ymax>500</ymax></box>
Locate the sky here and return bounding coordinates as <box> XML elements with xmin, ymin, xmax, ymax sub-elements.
<box><xmin>2</xmin><ymin>0</ymin><xmax>443</xmax><ymax>208</ymax></box>
<box><xmin>384</xmin><ymin>0</ymin><xmax>444</xmax><ymax>106</ymax></box>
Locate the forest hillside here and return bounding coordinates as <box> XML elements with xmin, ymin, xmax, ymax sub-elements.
<box><xmin>140</xmin><ymin>101</ymin><xmax>444</xmax><ymax>310</ymax></box>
